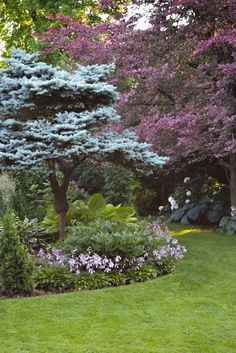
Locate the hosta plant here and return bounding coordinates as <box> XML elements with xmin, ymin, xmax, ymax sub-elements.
<box><xmin>42</xmin><ymin>193</ymin><xmax>137</xmax><ymax>234</ymax></box>
<box><xmin>168</xmin><ymin>175</ymin><xmax>229</xmax><ymax>225</ymax></box>
<box><xmin>36</xmin><ymin>220</ymin><xmax>186</xmax><ymax>285</ymax></box>
<box><xmin>168</xmin><ymin>197</ymin><xmax>226</xmax><ymax>225</ymax></box>
<box><xmin>219</xmin><ymin>216</ymin><xmax>236</xmax><ymax>235</ymax></box>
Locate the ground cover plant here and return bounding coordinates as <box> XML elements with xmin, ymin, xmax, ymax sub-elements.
<box><xmin>0</xmin><ymin>225</ymin><xmax>235</xmax><ymax>353</ymax></box>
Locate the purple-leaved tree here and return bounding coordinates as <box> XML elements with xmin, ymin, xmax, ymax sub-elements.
<box><xmin>37</xmin><ymin>0</ymin><xmax>236</xmax><ymax>215</ymax></box>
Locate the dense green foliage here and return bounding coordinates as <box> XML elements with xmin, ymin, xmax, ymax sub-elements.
<box><xmin>0</xmin><ymin>226</ymin><xmax>235</xmax><ymax>352</ymax></box>
<box><xmin>75</xmin><ymin>161</ymin><xmax>105</xmax><ymax>195</ymax></box>
<box><xmin>34</xmin><ymin>265</ymin><xmax>158</xmax><ymax>292</ymax></box>
<box><xmin>34</xmin><ymin>266</ymin><xmax>79</xmax><ymax>292</ymax></box>
<box><xmin>10</xmin><ymin>171</ymin><xmax>50</xmax><ymax>220</ymax></box>
<box><xmin>0</xmin><ymin>174</ymin><xmax>15</xmax><ymax>216</ymax></box>
<box><xmin>0</xmin><ymin>212</ymin><xmax>47</xmax><ymax>251</ymax></box>
<box><xmin>63</xmin><ymin>220</ymin><xmax>156</xmax><ymax>258</ymax></box>
<box><xmin>104</xmin><ymin>164</ymin><xmax>135</xmax><ymax>205</ymax></box>
<box><xmin>42</xmin><ymin>193</ymin><xmax>137</xmax><ymax>234</ymax></box>
<box><xmin>0</xmin><ymin>211</ymin><xmax>34</xmax><ymax>296</ymax></box>
<box><xmin>75</xmin><ymin>272</ymin><xmax>127</xmax><ymax>290</ymax></box>
<box><xmin>35</xmin><ymin>219</ymin><xmax>185</xmax><ymax>292</ymax></box>
<box><xmin>135</xmin><ymin>187</ymin><xmax>157</xmax><ymax>216</ymax></box>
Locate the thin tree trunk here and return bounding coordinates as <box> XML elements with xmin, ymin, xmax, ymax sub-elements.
<box><xmin>58</xmin><ymin>212</ymin><xmax>67</xmax><ymax>239</ymax></box>
<box><xmin>48</xmin><ymin>160</ymin><xmax>73</xmax><ymax>239</ymax></box>
<box><xmin>230</xmin><ymin>153</ymin><xmax>236</xmax><ymax>216</ymax></box>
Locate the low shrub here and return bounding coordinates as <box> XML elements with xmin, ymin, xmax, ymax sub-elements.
<box><xmin>126</xmin><ymin>263</ymin><xmax>158</xmax><ymax>283</ymax></box>
<box><xmin>34</xmin><ymin>268</ymin><xmax>128</xmax><ymax>291</ymax></box>
<box><xmin>0</xmin><ymin>211</ymin><xmax>34</xmax><ymax>296</ymax></box>
<box><xmin>0</xmin><ymin>174</ymin><xmax>15</xmax><ymax>217</ymax></box>
<box><xmin>34</xmin><ymin>266</ymin><xmax>79</xmax><ymax>292</ymax></box>
<box><xmin>135</xmin><ymin>188</ymin><xmax>157</xmax><ymax>216</ymax></box>
<box><xmin>76</xmin><ymin>272</ymin><xmax>127</xmax><ymax>290</ymax></box>
<box><xmin>75</xmin><ymin>160</ymin><xmax>105</xmax><ymax>195</ymax></box>
<box><xmin>219</xmin><ymin>216</ymin><xmax>236</xmax><ymax>234</ymax></box>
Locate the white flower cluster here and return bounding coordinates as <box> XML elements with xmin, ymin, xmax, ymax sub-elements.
<box><xmin>185</xmin><ymin>189</ymin><xmax>191</xmax><ymax>204</ymax></box>
<box><xmin>231</xmin><ymin>206</ymin><xmax>236</xmax><ymax>217</ymax></box>
<box><xmin>184</xmin><ymin>177</ymin><xmax>191</xmax><ymax>203</ymax></box>
<box><xmin>168</xmin><ymin>196</ymin><xmax>179</xmax><ymax>210</ymax></box>
<box><xmin>184</xmin><ymin>177</ymin><xmax>190</xmax><ymax>183</ymax></box>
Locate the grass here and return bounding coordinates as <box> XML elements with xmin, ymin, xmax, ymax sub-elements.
<box><xmin>0</xmin><ymin>225</ymin><xmax>236</xmax><ymax>353</ymax></box>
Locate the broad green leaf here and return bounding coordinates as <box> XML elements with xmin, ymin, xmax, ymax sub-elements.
<box><xmin>88</xmin><ymin>193</ymin><xmax>106</xmax><ymax>212</ymax></box>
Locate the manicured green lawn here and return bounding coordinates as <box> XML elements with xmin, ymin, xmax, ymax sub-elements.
<box><xmin>0</xmin><ymin>225</ymin><xmax>236</xmax><ymax>353</ymax></box>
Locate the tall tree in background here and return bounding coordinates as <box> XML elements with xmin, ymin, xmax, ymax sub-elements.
<box><xmin>0</xmin><ymin>0</ymin><xmax>129</xmax><ymax>57</ymax></box>
<box><xmin>38</xmin><ymin>0</ymin><xmax>236</xmax><ymax>215</ymax></box>
<box><xmin>0</xmin><ymin>49</ymin><xmax>166</xmax><ymax>238</ymax></box>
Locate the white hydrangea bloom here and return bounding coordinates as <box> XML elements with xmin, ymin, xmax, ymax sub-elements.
<box><xmin>168</xmin><ymin>196</ymin><xmax>179</xmax><ymax>210</ymax></box>
<box><xmin>184</xmin><ymin>177</ymin><xmax>190</xmax><ymax>183</ymax></box>
<box><xmin>231</xmin><ymin>206</ymin><xmax>236</xmax><ymax>217</ymax></box>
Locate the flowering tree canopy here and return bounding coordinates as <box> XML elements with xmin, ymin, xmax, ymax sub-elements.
<box><xmin>0</xmin><ymin>49</ymin><xmax>166</xmax><ymax>237</ymax></box>
<box><xmin>38</xmin><ymin>0</ymin><xmax>236</xmax><ymax>215</ymax></box>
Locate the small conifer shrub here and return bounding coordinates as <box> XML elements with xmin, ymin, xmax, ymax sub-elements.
<box><xmin>0</xmin><ymin>211</ymin><xmax>34</xmax><ymax>296</ymax></box>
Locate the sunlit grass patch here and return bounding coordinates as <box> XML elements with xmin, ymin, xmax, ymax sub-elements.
<box><xmin>0</xmin><ymin>226</ymin><xmax>235</xmax><ymax>353</ymax></box>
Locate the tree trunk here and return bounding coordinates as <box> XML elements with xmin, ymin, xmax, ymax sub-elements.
<box><xmin>230</xmin><ymin>153</ymin><xmax>236</xmax><ymax>216</ymax></box>
<box><xmin>53</xmin><ymin>190</ymin><xmax>69</xmax><ymax>239</ymax></box>
<box><xmin>48</xmin><ymin>160</ymin><xmax>73</xmax><ymax>239</ymax></box>
<box><xmin>58</xmin><ymin>212</ymin><xmax>67</xmax><ymax>239</ymax></box>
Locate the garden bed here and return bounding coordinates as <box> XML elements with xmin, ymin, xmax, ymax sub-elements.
<box><xmin>0</xmin><ymin>216</ymin><xmax>186</xmax><ymax>298</ymax></box>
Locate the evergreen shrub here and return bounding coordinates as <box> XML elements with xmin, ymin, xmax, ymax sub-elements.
<box><xmin>0</xmin><ymin>211</ymin><xmax>34</xmax><ymax>296</ymax></box>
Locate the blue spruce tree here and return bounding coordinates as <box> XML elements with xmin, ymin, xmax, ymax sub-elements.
<box><xmin>0</xmin><ymin>49</ymin><xmax>167</xmax><ymax>238</ymax></box>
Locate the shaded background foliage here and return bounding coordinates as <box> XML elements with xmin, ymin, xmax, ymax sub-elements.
<box><xmin>0</xmin><ymin>0</ymin><xmax>235</xmax><ymax>220</ymax></box>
